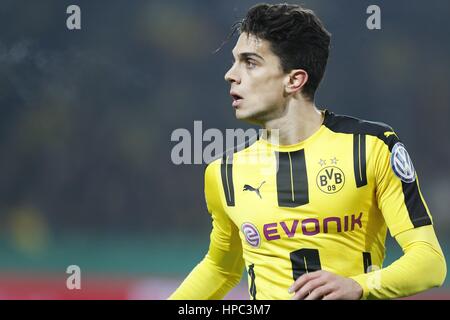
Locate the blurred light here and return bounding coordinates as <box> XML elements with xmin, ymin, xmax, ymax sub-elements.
<box><xmin>8</xmin><ymin>206</ymin><xmax>49</xmax><ymax>256</ymax></box>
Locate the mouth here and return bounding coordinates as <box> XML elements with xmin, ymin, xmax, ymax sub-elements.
<box><xmin>230</xmin><ymin>92</ymin><xmax>244</xmax><ymax>108</ymax></box>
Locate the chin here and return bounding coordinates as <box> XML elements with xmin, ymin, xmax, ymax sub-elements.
<box><xmin>235</xmin><ymin>111</ymin><xmax>261</xmax><ymax>125</ymax></box>
<box><xmin>234</xmin><ymin>110</ymin><xmax>247</xmax><ymax>120</ymax></box>
<box><xmin>235</xmin><ymin>108</ymin><xmax>251</xmax><ymax>120</ymax></box>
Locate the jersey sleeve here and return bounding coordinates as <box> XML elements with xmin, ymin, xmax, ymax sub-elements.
<box><xmin>168</xmin><ymin>161</ymin><xmax>244</xmax><ymax>300</ymax></box>
<box><xmin>350</xmin><ymin>224</ymin><xmax>446</xmax><ymax>299</ymax></box>
<box><xmin>374</xmin><ymin>130</ymin><xmax>432</xmax><ymax>237</ymax></box>
<box><xmin>349</xmin><ymin>130</ymin><xmax>446</xmax><ymax>299</ymax></box>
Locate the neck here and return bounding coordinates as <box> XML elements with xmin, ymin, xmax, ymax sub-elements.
<box><xmin>260</xmin><ymin>97</ymin><xmax>324</xmax><ymax>146</ymax></box>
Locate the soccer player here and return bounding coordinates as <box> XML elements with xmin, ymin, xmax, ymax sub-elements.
<box><xmin>169</xmin><ymin>3</ymin><xmax>446</xmax><ymax>299</ymax></box>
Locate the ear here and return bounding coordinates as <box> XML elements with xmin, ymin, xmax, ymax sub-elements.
<box><xmin>284</xmin><ymin>69</ymin><xmax>308</xmax><ymax>94</ymax></box>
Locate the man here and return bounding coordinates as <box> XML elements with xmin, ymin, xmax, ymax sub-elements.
<box><xmin>169</xmin><ymin>3</ymin><xmax>446</xmax><ymax>299</ymax></box>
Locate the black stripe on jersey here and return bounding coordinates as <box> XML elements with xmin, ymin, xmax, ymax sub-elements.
<box><xmin>323</xmin><ymin>109</ymin><xmax>402</xmax><ymax>150</ymax></box>
<box><xmin>221</xmin><ymin>152</ymin><xmax>235</xmax><ymax>206</ymax></box>
<box><xmin>219</xmin><ymin>135</ymin><xmax>258</xmax><ymax>207</ymax></box>
<box><xmin>363</xmin><ymin>252</ymin><xmax>372</xmax><ymax>273</ymax></box>
<box><xmin>248</xmin><ymin>264</ymin><xmax>257</xmax><ymax>300</ymax></box>
<box><xmin>290</xmin><ymin>248</ymin><xmax>322</xmax><ymax>280</ymax></box>
<box><xmin>323</xmin><ymin>109</ymin><xmax>394</xmax><ymax>139</ymax></box>
<box><xmin>402</xmin><ymin>180</ymin><xmax>432</xmax><ymax>227</ymax></box>
<box><xmin>276</xmin><ymin>150</ymin><xmax>309</xmax><ymax>207</ymax></box>
<box><xmin>353</xmin><ymin>134</ymin><xmax>367</xmax><ymax>187</ymax></box>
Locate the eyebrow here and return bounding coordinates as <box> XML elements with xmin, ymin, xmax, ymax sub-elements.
<box><xmin>233</xmin><ymin>52</ymin><xmax>265</xmax><ymax>61</ymax></box>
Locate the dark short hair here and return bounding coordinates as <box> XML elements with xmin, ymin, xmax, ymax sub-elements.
<box><xmin>236</xmin><ymin>3</ymin><xmax>331</xmax><ymax>101</ymax></box>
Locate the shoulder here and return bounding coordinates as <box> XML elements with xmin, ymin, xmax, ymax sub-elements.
<box><xmin>203</xmin><ymin>135</ymin><xmax>255</xmax><ymax>188</ymax></box>
<box><xmin>205</xmin><ymin>158</ymin><xmax>222</xmax><ymax>184</ymax></box>
<box><xmin>206</xmin><ymin>132</ymin><xmax>259</xmax><ymax>167</ymax></box>
<box><xmin>323</xmin><ymin>109</ymin><xmax>400</xmax><ymax>150</ymax></box>
<box><xmin>323</xmin><ymin>109</ymin><xmax>393</xmax><ymax>136</ymax></box>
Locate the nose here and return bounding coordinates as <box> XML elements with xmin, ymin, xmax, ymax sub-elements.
<box><xmin>224</xmin><ymin>64</ymin><xmax>240</xmax><ymax>84</ymax></box>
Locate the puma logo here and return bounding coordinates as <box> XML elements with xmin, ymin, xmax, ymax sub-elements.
<box><xmin>243</xmin><ymin>181</ymin><xmax>266</xmax><ymax>199</ymax></box>
<box><xmin>384</xmin><ymin>131</ymin><xmax>397</xmax><ymax>138</ymax></box>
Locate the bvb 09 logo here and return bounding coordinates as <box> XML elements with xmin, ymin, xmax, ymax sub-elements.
<box><xmin>316</xmin><ymin>166</ymin><xmax>345</xmax><ymax>194</ymax></box>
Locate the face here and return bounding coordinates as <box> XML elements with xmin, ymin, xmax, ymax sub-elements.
<box><xmin>224</xmin><ymin>33</ymin><xmax>289</xmax><ymax>124</ymax></box>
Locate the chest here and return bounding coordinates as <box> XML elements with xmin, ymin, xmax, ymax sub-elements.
<box><xmin>224</xmin><ymin>143</ymin><xmax>375</xmax><ymax>236</ymax></box>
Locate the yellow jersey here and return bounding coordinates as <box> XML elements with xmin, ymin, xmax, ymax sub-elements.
<box><xmin>169</xmin><ymin>109</ymin><xmax>446</xmax><ymax>300</ymax></box>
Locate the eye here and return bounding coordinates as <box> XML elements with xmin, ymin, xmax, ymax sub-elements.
<box><xmin>246</xmin><ymin>59</ymin><xmax>257</xmax><ymax>69</ymax></box>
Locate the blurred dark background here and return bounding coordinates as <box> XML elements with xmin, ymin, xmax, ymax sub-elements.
<box><xmin>0</xmin><ymin>0</ymin><xmax>449</xmax><ymax>299</ymax></box>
